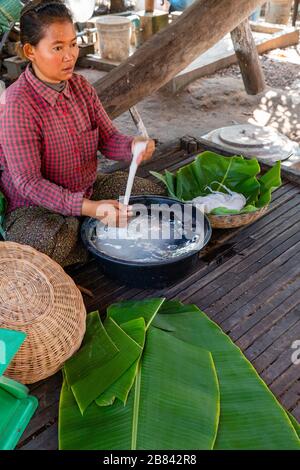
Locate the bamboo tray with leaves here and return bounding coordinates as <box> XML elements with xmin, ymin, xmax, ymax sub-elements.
<box><xmin>150</xmin><ymin>152</ymin><xmax>282</xmax><ymax>229</ymax></box>
<box><xmin>59</xmin><ymin>299</ymin><xmax>300</xmax><ymax>450</ymax></box>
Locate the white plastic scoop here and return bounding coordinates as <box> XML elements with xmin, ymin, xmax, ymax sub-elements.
<box><xmin>123</xmin><ymin>140</ymin><xmax>148</xmax><ymax>206</ymax></box>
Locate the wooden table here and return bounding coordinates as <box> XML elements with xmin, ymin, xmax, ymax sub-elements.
<box><xmin>18</xmin><ymin>138</ymin><xmax>300</xmax><ymax>449</ymax></box>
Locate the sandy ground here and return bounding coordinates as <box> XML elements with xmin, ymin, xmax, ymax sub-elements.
<box><xmin>111</xmin><ymin>46</ymin><xmax>300</xmax><ymax>148</ymax></box>
<box><xmin>78</xmin><ymin>41</ymin><xmax>300</xmax><ymax>173</ymax></box>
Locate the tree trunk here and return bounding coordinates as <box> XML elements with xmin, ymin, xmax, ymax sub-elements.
<box><xmin>231</xmin><ymin>19</ymin><xmax>266</xmax><ymax>95</ymax></box>
<box><xmin>94</xmin><ymin>0</ymin><xmax>265</xmax><ymax>118</ymax></box>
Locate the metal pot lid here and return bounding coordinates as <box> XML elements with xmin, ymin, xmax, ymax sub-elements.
<box><xmin>202</xmin><ymin>124</ymin><xmax>299</xmax><ymax>162</ymax></box>
<box><xmin>219</xmin><ymin>125</ymin><xmax>276</xmax><ymax>148</ymax></box>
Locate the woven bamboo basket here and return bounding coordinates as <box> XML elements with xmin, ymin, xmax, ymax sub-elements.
<box><xmin>0</xmin><ymin>242</ymin><xmax>86</xmax><ymax>384</ymax></box>
<box><xmin>208</xmin><ymin>205</ymin><xmax>269</xmax><ymax>229</ymax></box>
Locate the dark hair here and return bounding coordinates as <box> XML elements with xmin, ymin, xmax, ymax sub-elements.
<box><xmin>19</xmin><ymin>0</ymin><xmax>73</xmax><ymax>48</ymax></box>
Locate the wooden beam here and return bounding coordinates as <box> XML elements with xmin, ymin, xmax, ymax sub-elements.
<box><xmin>231</xmin><ymin>19</ymin><xmax>266</xmax><ymax>95</ymax></box>
<box><xmin>93</xmin><ymin>0</ymin><xmax>265</xmax><ymax>118</ymax></box>
<box><xmin>165</xmin><ymin>26</ymin><xmax>298</xmax><ymax>93</ymax></box>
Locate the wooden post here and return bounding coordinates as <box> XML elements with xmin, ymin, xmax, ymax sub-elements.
<box><xmin>110</xmin><ymin>0</ymin><xmax>126</xmax><ymax>13</ymax></box>
<box><xmin>231</xmin><ymin>18</ymin><xmax>266</xmax><ymax>95</ymax></box>
<box><xmin>94</xmin><ymin>0</ymin><xmax>265</xmax><ymax>118</ymax></box>
<box><xmin>145</xmin><ymin>0</ymin><xmax>155</xmax><ymax>13</ymax></box>
<box><xmin>138</xmin><ymin>11</ymin><xmax>169</xmax><ymax>42</ymax></box>
<box><xmin>292</xmin><ymin>0</ymin><xmax>299</xmax><ymax>25</ymax></box>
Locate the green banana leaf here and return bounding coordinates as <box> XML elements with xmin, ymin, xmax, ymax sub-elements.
<box><xmin>288</xmin><ymin>412</ymin><xmax>300</xmax><ymax>439</ymax></box>
<box><xmin>150</xmin><ymin>152</ymin><xmax>281</xmax><ymax>215</ymax></box>
<box><xmin>70</xmin><ymin>317</ymin><xmax>143</xmax><ymax>414</ymax></box>
<box><xmin>108</xmin><ymin>297</ymin><xmax>175</xmax><ymax>332</ymax></box>
<box><xmin>154</xmin><ymin>301</ymin><xmax>300</xmax><ymax>450</ymax></box>
<box><xmin>59</xmin><ymin>299</ymin><xmax>299</xmax><ymax>450</ymax></box>
<box><xmin>256</xmin><ymin>161</ymin><xmax>282</xmax><ymax>208</ymax></box>
<box><xmin>0</xmin><ymin>191</ymin><xmax>7</xmax><ymax>240</ymax></box>
<box><xmin>64</xmin><ymin>311</ymin><xmax>119</xmax><ymax>387</ymax></box>
<box><xmin>95</xmin><ymin>317</ymin><xmax>146</xmax><ymax>407</ymax></box>
<box><xmin>95</xmin><ymin>299</ymin><xmax>166</xmax><ymax>406</ymax></box>
<box><xmin>210</xmin><ymin>204</ymin><xmax>258</xmax><ymax>215</ymax></box>
<box><xmin>95</xmin><ymin>360</ymin><xmax>139</xmax><ymax>407</ymax></box>
<box><xmin>107</xmin><ymin>298</ymin><xmax>165</xmax><ymax>329</ymax></box>
<box><xmin>59</xmin><ymin>327</ymin><xmax>220</xmax><ymax>450</ymax></box>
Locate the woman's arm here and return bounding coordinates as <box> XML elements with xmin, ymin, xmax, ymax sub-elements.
<box><xmin>1</xmin><ymin>102</ymin><xmax>84</xmax><ymax>216</ymax></box>
<box><xmin>88</xmin><ymin>82</ymin><xmax>134</xmax><ymax>162</ymax></box>
<box><xmin>82</xmin><ymin>198</ymin><xmax>133</xmax><ymax>227</ymax></box>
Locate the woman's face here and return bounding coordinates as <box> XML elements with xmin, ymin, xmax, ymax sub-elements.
<box><xmin>24</xmin><ymin>21</ymin><xmax>79</xmax><ymax>83</ymax></box>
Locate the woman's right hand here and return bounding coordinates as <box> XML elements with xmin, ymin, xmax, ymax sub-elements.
<box><xmin>82</xmin><ymin>199</ymin><xmax>133</xmax><ymax>227</ymax></box>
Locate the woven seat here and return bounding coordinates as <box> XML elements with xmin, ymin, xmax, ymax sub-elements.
<box><xmin>0</xmin><ymin>242</ymin><xmax>86</xmax><ymax>384</ymax></box>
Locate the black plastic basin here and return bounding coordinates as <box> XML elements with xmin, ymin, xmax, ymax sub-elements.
<box><xmin>81</xmin><ymin>196</ymin><xmax>212</xmax><ymax>288</ymax></box>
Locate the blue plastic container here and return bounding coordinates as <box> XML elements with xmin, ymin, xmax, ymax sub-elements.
<box><xmin>249</xmin><ymin>7</ymin><xmax>261</xmax><ymax>21</ymax></box>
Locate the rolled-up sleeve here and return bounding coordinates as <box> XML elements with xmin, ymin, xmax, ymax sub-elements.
<box><xmin>1</xmin><ymin>103</ymin><xmax>84</xmax><ymax>216</ymax></box>
<box><xmin>89</xmin><ymin>84</ymin><xmax>133</xmax><ymax>162</ymax></box>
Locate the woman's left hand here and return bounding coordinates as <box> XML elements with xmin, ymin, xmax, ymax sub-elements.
<box><xmin>132</xmin><ymin>137</ymin><xmax>155</xmax><ymax>165</ymax></box>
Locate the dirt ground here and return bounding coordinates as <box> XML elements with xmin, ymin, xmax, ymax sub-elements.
<box><xmin>110</xmin><ymin>44</ymin><xmax>300</xmax><ymax>147</ymax></box>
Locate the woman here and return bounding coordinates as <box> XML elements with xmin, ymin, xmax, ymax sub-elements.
<box><xmin>0</xmin><ymin>0</ymin><xmax>165</xmax><ymax>267</ymax></box>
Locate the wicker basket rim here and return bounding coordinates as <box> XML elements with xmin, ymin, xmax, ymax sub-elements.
<box><xmin>0</xmin><ymin>241</ymin><xmax>86</xmax><ymax>384</ymax></box>
<box><xmin>208</xmin><ymin>205</ymin><xmax>268</xmax><ymax>219</ymax></box>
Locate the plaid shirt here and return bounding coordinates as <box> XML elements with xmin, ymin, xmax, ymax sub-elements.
<box><xmin>0</xmin><ymin>65</ymin><xmax>133</xmax><ymax>216</ymax></box>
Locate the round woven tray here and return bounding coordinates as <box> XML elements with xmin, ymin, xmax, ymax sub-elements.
<box><xmin>0</xmin><ymin>242</ymin><xmax>86</xmax><ymax>384</ymax></box>
<box><xmin>208</xmin><ymin>205</ymin><xmax>269</xmax><ymax>229</ymax></box>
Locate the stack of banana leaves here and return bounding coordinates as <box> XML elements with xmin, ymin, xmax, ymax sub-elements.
<box><xmin>59</xmin><ymin>299</ymin><xmax>300</xmax><ymax>450</ymax></box>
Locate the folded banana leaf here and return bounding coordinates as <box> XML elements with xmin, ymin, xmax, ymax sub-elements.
<box><xmin>64</xmin><ymin>311</ymin><xmax>119</xmax><ymax>387</ymax></box>
<box><xmin>155</xmin><ymin>301</ymin><xmax>300</xmax><ymax>450</ymax></box>
<box><xmin>70</xmin><ymin>317</ymin><xmax>143</xmax><ymax>414</ymax></box>
<box><xmin>107</xmin><ymin>298</ymin><xmax>165</xmax><ymax>329</ymax></box>
<box><xmin>150</xmin><ymin>152</ymin><xmax>281</xmax><ymax>215</ymax></box>
<box><xmin>59</xmin><ymin>327</ymin><xmax>220</xmax><ymax>450</ymax></box>
<box><xmin>95</xmin><ymin>360</ymin><xmax>139</xmax><ymax>407</ymax></box>
<box><xmin>95</xmin><ymin>316</ymin><xmax>146</xmax><ymax>407</ymax></box>
<box><xmin>95</xmin><ymin>298</ymin><xmax>166</xmax><ymax>407</ymax></box>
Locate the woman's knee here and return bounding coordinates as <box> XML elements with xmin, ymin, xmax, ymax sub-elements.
<box><xmin>5</xmin><ymin>206</ymin><xmax>82</xmax><ymax>266</ymax></box>
<box><xmin>92</xmin><ymin>172</ymin><xmax>167</xmax><ymax>201</ymax></box>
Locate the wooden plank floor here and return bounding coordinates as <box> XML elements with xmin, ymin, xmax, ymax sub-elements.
<box><xmin>17</xmin><ymin>140</ymin><xmax>300</xmax><ymax>450</ymax></box>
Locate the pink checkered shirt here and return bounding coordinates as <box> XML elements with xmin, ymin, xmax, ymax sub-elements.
<box><xmin>0</xmin><ymin>65</ymin><xmax>133</xmax><ymax>216</ymax></box>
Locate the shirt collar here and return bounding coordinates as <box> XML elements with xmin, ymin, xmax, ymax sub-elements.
<box><xmin>25</xmin><ymin>64</ymin><xmax>71</xmax><ymax>106</ymax></box>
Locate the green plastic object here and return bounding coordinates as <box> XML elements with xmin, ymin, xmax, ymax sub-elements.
<box><xmin>0</xmin><ymin>1</ymin><xmax>23</xmax><ymax>34</ymax></box>
<box><xmin>0</xmin><ymin>328</ymin><xmax>38</xmax><ymax>450</ymax></box>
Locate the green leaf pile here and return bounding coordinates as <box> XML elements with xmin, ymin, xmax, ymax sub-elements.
<box><xmin>59</xmin><ymin>299</ymin><xmax>300</xmax><ymax>450</ymax></box>
<box><xmin>150</xmin><ymin>151</ymin><xmax>282</xmax><ymax>215</ymax></box>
